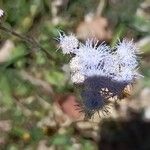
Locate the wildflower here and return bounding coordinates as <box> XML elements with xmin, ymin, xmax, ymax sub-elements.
<box><xmin>115</xmin><ymin>39</ymin><xmax>139</xmax><ymax>70</ymax></box>
<box><xmin>69</xmin><ymin>56</ymin><xmax>81</xmax><ymax>72</ymax></box>
<box><xmin>71</xmin><ymin>72</ymin><xmax>85</xmax><ymax>84</ymax></box>
<box><xmin>57</xmin><ymin>32</ymin><xmax>141</xmax><ymax>119</ymax></box>
<box><xmin>58</xmin><ymin>32</ymin><xmax>79</xmax><ymax>54</ymax></box>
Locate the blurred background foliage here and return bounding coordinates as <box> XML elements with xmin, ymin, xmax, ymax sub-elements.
<box><xmin>0</xmin><ymin>0</ymin><xmax>150</xmax><ymax>150</ymax></box>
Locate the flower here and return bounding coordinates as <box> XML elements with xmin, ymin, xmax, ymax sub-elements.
<box><xmin>115</xmin><ymin>39</ymin><xmax>139</xmax><ymax>70</ymax></box>
<box><xmin>69</xmin><ymin>56</ymin><xmax>81</xmax><ymax>72</ymax></box>
<box><xmin>71</xmin><ymin>72</ymin><xmax>85</xmax><ymax>84</ymax></box>
<box><xmin>58</xmin><ymin>32</ymin><xmax>79</xmax><ymax>54</ymax></box>
<box><xmin>57</xmin><ymin>32</ymin><xmax>141</xmax><ymax>118</ymax></box>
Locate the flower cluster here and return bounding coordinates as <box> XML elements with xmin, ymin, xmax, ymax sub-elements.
<box><xmin>57</xmin><ymin>32</ymin><xmax>141</xmax><ymax>118</ymax></box>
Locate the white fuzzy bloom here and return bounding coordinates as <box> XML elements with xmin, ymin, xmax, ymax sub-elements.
<box><xmin>116</xmin><ymin>39</ymin><xmax>139</xmax><ymax>55</ymax></box>
<box><xmin>74</xmin><ymin>39</ymin><xmax>111</xmax><ymax>78</ymax></box>
<box><xmin>113</xmin><ymin>68</ymin><xmax>134</xmax><ymax>81</ymax></box>
<box><xmin>71</xmin><ymin>72</ymin><xmax>85</xmax><ymax>83</ymax></box>
<box><xmin>57</xmin><ymin>32</ymin><xmax>141</xmax><ymax>84</ymax></box>
<box><xmin>77</xmin><ymin>40</ymin><xmax>110</xmax><ymax>66</ymax></box>
<box><xmin>115</xmin><ymin>39</ymin><xmax>139</xmax><ymax>69</ymax></box>
<box><xmin>58</xmin><ymin>32</ymin><xmax>79</xmax><ymax>54</ymax></box>
<box><xmin>69</xmin><ymin>56</ymin><xmax>81</xmax><ymax>72</ymax></box>
<box><xmin>82</xmin><ymin>65</ymin><xmax>105</xmax><ymax>77</ymax></box>
<box><xmin>0</xmin><ymin>9</ymin><xmax>4</xmax><ymax>18</ymax></box>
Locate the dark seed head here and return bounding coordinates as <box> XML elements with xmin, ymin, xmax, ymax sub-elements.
<box><xmin>80</xmin><ymin>89</ymin><xmax>108</xmax><ymax>118</ymax></box>
<box><xmin>84</xmin><ymin>76</ymin><xmax>129</xmax><ymax>98</ymax></box>
<box><xmin>78</xmin><ymin>76</ymin><xmax>131</xmax><ymax>119</ymax></box>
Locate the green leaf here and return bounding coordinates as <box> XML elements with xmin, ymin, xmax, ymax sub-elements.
<box><xmin>52</xmin><ymin>134</ymin><xmax>71</xmax><ymax>145</ymax></box>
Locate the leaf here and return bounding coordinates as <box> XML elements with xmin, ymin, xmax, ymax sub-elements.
<box><xmin>45</xmin><ymin>70</ymin><xmax>65</xmax><ymax>87</ymax></box>
<box><xmin>131</xmin><ymin>16</ymin><xmax>150</xmax><ymax>33</ymax></box>
<box><xmin>51</xmin><ymin>134</ymin><xmax>71</xmax><ymax>145</ymax></box>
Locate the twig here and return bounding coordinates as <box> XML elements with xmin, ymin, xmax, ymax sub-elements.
<box><xmin>0</xmin><ymin>25</ymin><xmax>55</xmax><ymax>61</ymax></box>
<box><xmin>96</xmin><ymin>0</ymin><xmax>107</xmax><ymax>16</ymax></box>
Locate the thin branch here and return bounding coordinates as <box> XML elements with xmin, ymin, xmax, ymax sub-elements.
<box><xmin>96</xmin><ymin>0</ymin><xmax>107</xmax><ymax>16</ymax></box>
<box><xmin>0</xmin><ymin>25</ymin><xmax>55</xmax><ymax>61</ymax></box>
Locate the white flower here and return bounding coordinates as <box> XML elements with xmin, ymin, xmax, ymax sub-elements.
<box><xmin>82</xmin><ymin>65</ymin><xmax>105</xmax><ymax>77</ymax></box>
<box><xmin>103</xmin><ymin>55</ymin><xmax>119</xmax><ymax>78</ymax></box>
<box><xmin>113</xmin><ymin>68</ymin><xmax>135</xmax><ymax>82</ymax></box>
<box><xmin>116</xmin><ymin>39</ymin><xmax>139</xmax><ymax>56</ymax></box>
<box><xmin>69</xmin><ymin>56</ymin><xmax>81</xmax><ymax>72</ymax></box>
<box><xmin>0</xmin><ymin>9</ymin><xmax>4</xmax><ymax>18</ymax></box>
<box><xmin>115</xmin><ymin>39</ymin><xmax>139</xmax><ymax>69</ymax></box>
<box><xmin>57</xmin><ymin>32</ymin><xmax>142</xmax><ymax>118</ymax></box>
<box><xmin>77</xmin><ymin>40</ymin><xmax>110</xmax><ymax>66</ymax></box>
<box><xmin>71</xmin><ymin>72</ymin><xmax>85</xmax><ymax>83</ymax></box>
<box><xmin>74</xmin><ymin>39</ymin><xmax>111</xmax><ymax>78</ymax></box>
<box><xmin>58</xmin><ymin>32</ymin><xmax>79</xmax><ymax>54</ymax></box>
<box><xmin>57</xmin><ymin>32</ymin><xmax>141</xmax><ymax>84</ymax></box>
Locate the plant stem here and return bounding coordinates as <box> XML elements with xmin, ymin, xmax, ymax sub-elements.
<box><xmin>0</xmin><ymin>25</ymin><xmax>55</xmax><ymax>61</ymax></box>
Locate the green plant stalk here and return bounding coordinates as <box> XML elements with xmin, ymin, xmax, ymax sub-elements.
<box><xmin>111</xmin><ymin>24</ymin><xmax>126</xmax><ymax>47</ymax></box>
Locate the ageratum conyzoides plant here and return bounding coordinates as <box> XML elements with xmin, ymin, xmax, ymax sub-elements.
<box><xmin>57</xmin><ymin>32</ymin><xmax>142</xmax><ymax>119</ymax></box>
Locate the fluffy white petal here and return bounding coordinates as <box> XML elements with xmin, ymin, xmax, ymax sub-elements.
<box><xmin>57</xmin><ymin>33</ymin><xmax>141</xmax><ymax>84</ymax></box>
<box><xmin>58</xmin><ymin>33</ymin><xmax>79</xmax><ymax>54</ymax></box>
<box><xmin>71</xmin><ymin>72</ymin><xmax>85</xmax><ymax>83</ymax></box>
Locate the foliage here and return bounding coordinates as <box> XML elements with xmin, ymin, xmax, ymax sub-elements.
<box><xmin>0</xmin><ymin>0</ymin><xmax>150</xmax><ymax>149</ymax></box>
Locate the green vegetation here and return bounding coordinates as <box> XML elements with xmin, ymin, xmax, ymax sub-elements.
<box><xmin>0</xmin><ymin>0</ymin><xmax>150</xmax><ymax>149</ymax></box>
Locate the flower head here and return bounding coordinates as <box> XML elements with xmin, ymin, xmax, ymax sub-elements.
<box><xmin>71</xmin><ymin>72</ymin><xmax>85</xmax><ymax>84</ymax></box>
<box><xmin>115</xmin><ymin>39</ymin><xmax>139</xmax><ymax>70</ymax></box>
<box><xmin>58</xmin><ymin>32</ymin><xmax>79</xmax><ymax>54</ymax></box>
<box><xmin>69</xmin><ymin>56</ymin><xmax>81</xmax><ymax>72</ymax></box>
<box><xmin>57</xmin><ymin>32</ymin><xmax>142</xmax><ymax>119</ymax></box>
